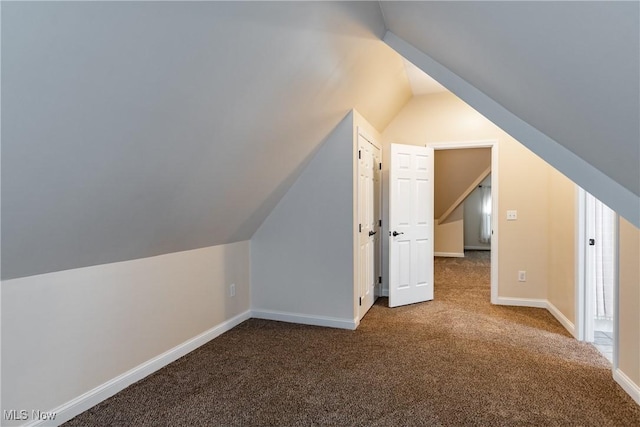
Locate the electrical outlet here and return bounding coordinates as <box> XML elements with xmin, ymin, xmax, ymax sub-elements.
<box><xmin>229</xmin><ymin>283</ymin><xmax>236</xmax><ymax>297</ymax></box>
<box><xmin>507</xmin><ymin>210</ymin><xmax>518</xmax><ymax>221</ymax></box>
<box><xmin>518</xmin><ymin>271</ymin><xmax>526</xmax><ymax>282</ymax></box>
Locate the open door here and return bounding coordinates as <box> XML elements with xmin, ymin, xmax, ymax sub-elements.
<box><xmin>581</xmin><ymin>190</ymin><xmax>616</xmax><ymax>362</ymax></box>
<box><xmin>389</xmin><ymin>143</ymin><xmax>434</xmax><ymax>307</ymax></box>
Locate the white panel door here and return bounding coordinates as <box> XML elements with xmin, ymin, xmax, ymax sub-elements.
<box><xmin>373</xmin><ymin>144</ymin><xmax>382</xmax><ymax>300</ymax></box>
<box><xmin>389</xmin><ymin>143</ymin><xmax>434</xmax><ymax>308</ymax></box>
<box><xmin>357</xmin><ymin>133</ymin><xmax>380</xmax><ymax>319</ymax></box>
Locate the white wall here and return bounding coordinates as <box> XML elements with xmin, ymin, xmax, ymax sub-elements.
<box><xmin>251</xmin><ymin>113</ymin><xmax>356</xmax><ymax>328</ymax></box>
<box><xmin>1</xmin><ymin>241</ymin><xmax>251</xmax><ymax>425</ymax></box>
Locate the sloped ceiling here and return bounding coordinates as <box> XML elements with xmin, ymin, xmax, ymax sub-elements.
<box><xmin>434</xmin><ymin>148</ymin><xmax>491</xmax><ymax>220</ymax></box>
<box><xmin>403</xmin><ymin>59</ymin><xmax>447</xmax><ymax>96</ymax></box>
<box><xmin>1</xmin><ymin>2</ymin><xmax>412</xmax><ymax>279</ymax></box>
<box><xmin>381</xmin><ymin>2</ymin><xmax>640</xmax><ymax>200</ymax></box>
<box><xmin>5</xmin><ymin>1</ymin><xmax>637</xmax><ymax>280</ymax></box>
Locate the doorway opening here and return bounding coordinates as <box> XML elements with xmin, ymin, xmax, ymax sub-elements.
<box><xmin>463</xmin><ymin>175</ymin><xmax>492</xmax><ymax>253</ymax></box>
<box><xmin>429</xmin><ymin>141</ymin><xmax>499</xmax><ymax>304</ymax></box>
<box><xmin>577</xmin><ymin>189</ymin><xmax>618</xmax><ymax>364</ymax></box>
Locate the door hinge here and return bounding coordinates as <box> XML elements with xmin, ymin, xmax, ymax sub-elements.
<box><xmin>358</xmin><ymin>150</ymin><xmax>361</xmax><ymax>159</ymax></box>
<box><xmin>379</xmin><ymin>162</ymin><xmax>382</xmax><ymax>170</ymax></box>
<box><xmin>359</xmin><ymin>224</ymin><xmax>362</xmax><ymax>233</ymax></box>
<box><xmin>379</xmin><ymin>219</ymin><xmax>382</xmax><ymax>227</ymax></box>
<box><xmin>359</xmin><ymin>297</ymin><xmax>362</xmax><ymax>306</ymax></box>
<box><xmin>589</xmin><ymin>238</ymin><xmax>596</xmax><ymax>246</ymax></box>
<box><xmin>378</xmin><ymin>276</ymin><xmax>382</xmax><ymax>284</ymax></box>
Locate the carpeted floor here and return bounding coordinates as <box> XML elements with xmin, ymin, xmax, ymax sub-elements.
<box><xmin>65</xmin><ymin>251</ymin><xmax>640</xmax><ymax>426</ymax></box>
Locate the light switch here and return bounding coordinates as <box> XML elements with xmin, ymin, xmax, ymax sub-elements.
<box><xmin>507</xmin><ymin>210</ymin><xmax>518</xmax><ymax>220</ymax></box>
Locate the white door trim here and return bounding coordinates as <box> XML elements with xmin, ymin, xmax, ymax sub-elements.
<box><xmin>575</xmin><ymin>187</ymin><xmax>620</xmax><ymax>371</ymax></box>
<box><xmin>575</xmin><ymin>187</ymin><xmax>587</xmax><ymax>341</ymax></box>
<box><xmin>427</xmin><ymin>140</ymin><xmax>499</xmax><ymax>304</ymax></box>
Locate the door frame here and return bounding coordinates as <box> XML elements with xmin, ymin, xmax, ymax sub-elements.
<box><xmin>575</xmin><ymin>187</ymin><xmax>619</xmax><ymax>370</ymax></box>
<box><xmin>427</xmin><ymin>140</ymin><xmax>499</xmax><ymax>304</ymax></box>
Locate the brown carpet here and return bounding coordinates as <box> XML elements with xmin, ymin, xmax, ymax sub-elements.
<box><xmin>65</xmin><ymin>251</ymin><xmax>640</xmax><ymax>426</ymax></box>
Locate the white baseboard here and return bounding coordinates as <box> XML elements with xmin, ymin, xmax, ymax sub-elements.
<box><xmin>251</xmin><ymin>309</ymin><xmax>358</xmax><ymax>330</ymax></box>
<box><xmin>464</xmin><ymin>246</ymin><xmax>491</xmax><ymax>251</ymax></box>
<box><xmin>496</xmin><ymin>297</ymin><xmax>638</xmax><ymax>405</ymax></box>
<box><xmin>546</xmin><ymin>301</ymin><xmax>576</xmax><ymax>338</ymax></box>
<box><xmin>29</xmin><ymin>310</ymin><xmax>252</xmax><ymax>427</ymax></box>
<box><xmin>494</xmin><ymin>298</ymin><xmax>576</xmax><ymax>336</ymax></box>
<box><xmin>379</xmin><ymin>288</ymin><xmax>389</xmax><ymax>297</ymax></box>
<box><xmin>614</xmin><ymin>368</ymin><xmax>640</xmax><ymax>405</ymax></box>
<box><xmin>494</xmin><ymin>297</ymin><xmax>548</xmax><ymax>308</ymax></box>
<box><xmin>434</xmin><ymin>252</ymin><xmax>465</xmax><ymax>258</ymax></box>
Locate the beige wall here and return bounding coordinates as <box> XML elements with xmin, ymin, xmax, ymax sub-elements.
<box><xmin>618</xmin><ymin>218</ymin><xmax>640</xmax><ymax>385</ymax></box>
<box><xmin>354</xmin><ymin>108</ymin><xmax>383</xmax><ymax>143</ymax></box>
<box><xmin>382</xmin><ymin>92</ymin><xmax>550</xmax><ymax>300</ymax></box>
<box><xmin>435</xmin><ymin>205</ymin><xmax>464</xmax><ymax>256</ymax></box>
<box><xmin>495</xmin><ymin>127</ymin><xmax>550</xmax><ymax>300</ymax></box>
<box><xmin>1</xmin><ymin>241</ymin><xmax>251</xmax><ymax>423</ymax></box>
<box><xmin>546</xmin><ymin>168</ymin><xmax>577</xmax><ymax>323</ymax></box>
<box><xmin>434</xmin><ymin>148</ymin><xmax>491</xmax><ymax>218</ymax></box>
